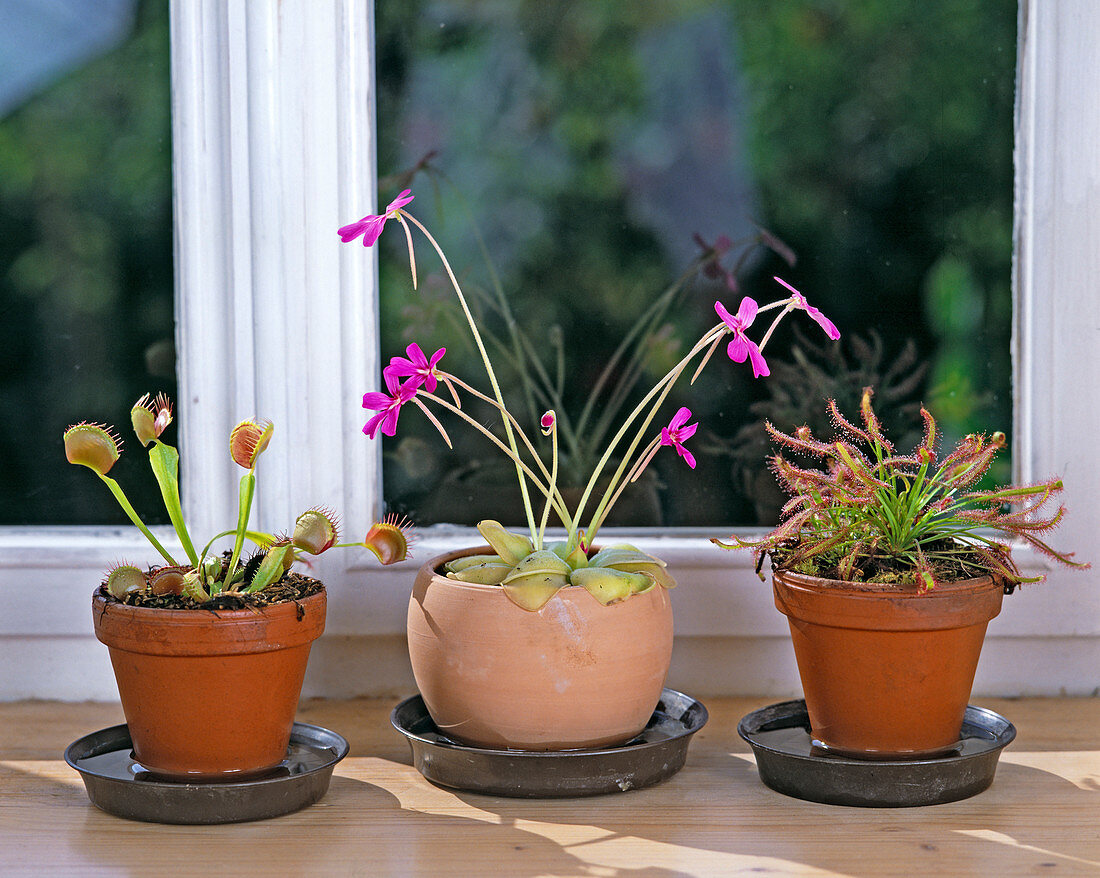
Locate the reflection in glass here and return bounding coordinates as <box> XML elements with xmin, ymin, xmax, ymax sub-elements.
<box><xmin>376</xmin><ymin>1</ymin><xmax>1015</xmax><ymax>528</ymax></box>
<box><xmin>0</xmin><ymin>0</ymin><xmax>174</xmax><ymax>525</ymax></box>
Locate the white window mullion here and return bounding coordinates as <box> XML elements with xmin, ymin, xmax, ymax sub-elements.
<box><xmin>172</xmin><ymin>0</ymin><xmax>381</xmax><ymax>560</ymax></box>
<box><xmin>1011</xmin><ymin>0</ymin><xmax>1100</xmax><ymax>637</ymax></box>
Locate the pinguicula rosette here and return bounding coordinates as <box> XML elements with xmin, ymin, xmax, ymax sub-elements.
<box><xmin>340</xmin><ymin>190</ymin><xmax>840</xmax><ymax>610</ymax></box>
<box><xmin>65</xmin><ymin>396</ymin><xmax>413</xmax><ymax>604</ymax></box>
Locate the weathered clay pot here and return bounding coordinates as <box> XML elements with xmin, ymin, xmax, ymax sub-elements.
<box><xmin>773</xmin><ymin>570</ymin><xmax>1004</xmax><ymax>759</ymax></box>
<box><xmin>407</xmin><ymin>547</ymin><xmax>674</xmax><ymax>750</ymax></box>
<box><xmin>92</xmin><ymin>586</ymin><xmax>326</xmax><ymax>780</ymax></box>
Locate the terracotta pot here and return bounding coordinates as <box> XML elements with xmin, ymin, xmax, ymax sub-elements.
<box><xmin>92</xmin><ymin>587</ymin><xmax>326</xmax><ymax>780</ymax></box>
<box><xmin>773</xmin><ymin>570</ymin><xmax>1004</xmax><ymax>759</ymax></box>
<box><xmin>407</xmin><ymin>547</ymin><xmax>674</xmax><ymax>750</ymax></box>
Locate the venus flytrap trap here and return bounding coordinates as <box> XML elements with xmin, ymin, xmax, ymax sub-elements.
<box><xmin>65</xmin><ymin>396</ymin><xmax>412</xmax><ymax>604</ymax></box>
<box><xmin>341</xmin><ymin>189</ymin><xmax>841</xmax><ymax>610</ymax></box>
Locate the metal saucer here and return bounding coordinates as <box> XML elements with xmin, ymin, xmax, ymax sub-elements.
<box><xmin>392</xmin><ymin>687</ymin><xmax>708</xmax><ymax>798</ymax></box>
<box><xmin>65</xmin><ymin>722</ymin><xmax>348</xmax><ymax>824</ymax></box>
<box><xmin>738</xmin><ymin>699</ymin><xmax>1016</xmax><ymax>807</ymax></box>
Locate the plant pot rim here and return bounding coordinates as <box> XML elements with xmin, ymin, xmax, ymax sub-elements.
<box><xmin>772</xmin><ymin>568</ymin><xmax>1004</xmax><ymax>632</ymax></box>
<box><xmin>772</xmin><ymin>567</ymin><xmax>1002</xmax><ymax>597</ymax></box>
<box><xmin>92</xmin><ymin>585</ymin><xmax>327</xmax><ymax>656</ymax></box>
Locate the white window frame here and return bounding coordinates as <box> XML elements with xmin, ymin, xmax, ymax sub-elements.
<box><xmin>1</xmin><ymin>0</ymin><xmax>1096</xmax><ymax>699</ymax></box>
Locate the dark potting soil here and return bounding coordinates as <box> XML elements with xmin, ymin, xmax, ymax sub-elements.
<box><xmin>769</xmin><ymin>538</ymin><xmax>1012</xmax><ymax>592</ymax></box>
<box><xmin>102</xmin><ymin>571</ymin><xmax>324</xmax><ymax>613</ymax></box>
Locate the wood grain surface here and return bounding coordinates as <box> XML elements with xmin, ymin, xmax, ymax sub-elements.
<box><xmin>2</xmin><ymin>697</ymin><xmax>1099</xmax><ymax>876</ymax></box>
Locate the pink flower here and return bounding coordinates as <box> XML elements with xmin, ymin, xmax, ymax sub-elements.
<box><xmin>693</xmin><ymin>233</ymin><xmax>739</xmax><ymax>291</ymax></box>
<box><xmin>338</xmin><ymin>189</ymin><xmax>415</xmax><ymax>247</ymax></box>
<box><xmin>384</xmin><ymin>343</ymin><xmax>446</xmax><ymax>393</ymax></box>
<box><xmin>362</xmin><ymin>371</ymin><xmax>417</xmax><ymax>439</ymax></box>
<box><xmin>773</xmin><ymin>276</ymin><xmax>840</xmax><ymax>340</ymax></box>
<box><xmin>715</xmin><ymin>297</ymin><xmax>770</xmax><ymax>378</ymax></box>
<box><xmin>660</xmin><ymin>407</ymin><xmax>698</xmax><ymax>469</ymax></box>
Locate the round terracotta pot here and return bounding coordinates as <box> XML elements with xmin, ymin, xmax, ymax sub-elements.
<box><xmin>407</xmin><ymin>547</ymin><xmax>674</xmax><ymax>750</ymax></box>
<box><xmin>92</xmin><ymin>586</ymin><xmax>326</xmax><ymax>780</ymax></box>
<box><xmin>773</xmin><ymin>570</ymin><xmax>1004</xmax><ymax>759</ymax></box>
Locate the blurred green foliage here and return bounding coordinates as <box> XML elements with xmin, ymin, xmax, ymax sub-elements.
<box><xmin>0</xmin><ymin>0</ymin><xmax>174</xmax><ymax>525</ymax></box>
<box><xmin>376</xmin><ymin>0</ymin><xmax>1016</xmax><ymax>527</ymax></box>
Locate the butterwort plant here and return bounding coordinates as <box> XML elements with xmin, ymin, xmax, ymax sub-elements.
<box><xmin>340</xmin><ymin>190</ymin><xmax>840</xmax><ymax>610</ymax></box>
<box><xmin>65</xmin><ymin>394</ymin><xmax>412</xmax><ymax>602</ymax></box>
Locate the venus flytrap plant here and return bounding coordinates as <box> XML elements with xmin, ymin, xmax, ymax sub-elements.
<box><xmin>716</xmin><ymin>388</ymin><xmax>1086</xmax><ymax>592</ymax></box>
<box><xmin>65</xmin><ymin>397</ymin><xmax>413</xmax><ymax>603</ymax></box>
<box><xmin>342</xmin><ymin>190</ymin><xmax>841</xmax><ymax>610</ymax></box>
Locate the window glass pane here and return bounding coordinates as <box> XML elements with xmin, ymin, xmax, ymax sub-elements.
<box><xmin>0</xmin><ymin>0</ymin><xmax>174</xmax><ymax>525</ymax></box>
<box><xmin>375</xmin><ymin>1</ymin><xmax>1015</xmax><ymax>528</ymax></box>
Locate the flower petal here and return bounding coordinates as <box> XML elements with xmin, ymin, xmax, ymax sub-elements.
<box><xmin>714</xmin><ymin>299</ymin><xmax>737</xmax><ymax>329</ymax></box>
<box><xmin>669</xmin><ymin>406</ymin><xmax>692</xmax><ymax>431</ymax></box>
<box><xmin>747</xmin><ymin>342</ymin><xmax>770</xmax><ymax>378</ymax></box>
<box><xmin>806</xmin><ymin>304</ymin><xmax>841</xmax><ymax>340</ymax></box>
<box><xmin>735</xmin><ymin>296</ymin><xmax>759</xmax><ymax>326</ymax></box>
<box><xmin>726</xmin><ymin>335</ymin><xmax>750</xmax><ymax>364</ymax></box>
<box><xmin>362</xmin><ymin>411</ymin><xmax>388</xmax><ymax>438</ymax></box>
<box><xmin>337</xmin><ymin>218</ymin><xmax>370</xmax><ymax>243</ymax></box>
<box><xmin>405</xmin><ymin>343</ymin><xmax>429</xmax><ymax>369</ymax></box>
<box><xmin>362</xmin><ymin>391</ymin><xmax>392</xmax><ymax>411</ymax></box>
<box><xmin>386</xmin><ymin>189</ymin><xmax>415</xmax><ymax>214</ymax></box>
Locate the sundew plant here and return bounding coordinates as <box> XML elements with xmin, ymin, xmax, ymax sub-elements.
<box><xmin>341</xmin><ymin>190</ymin><xmax>840</xmax><ymax>610</ymax></box>
<box><xmin>717</xmin><ymin>389</ymin><xmax>1086</xmax><ymax>592</ymax></box>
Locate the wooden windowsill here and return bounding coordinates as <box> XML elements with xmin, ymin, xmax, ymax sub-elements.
<box><xmin>3</xmin><ymin>697</ymin><xmax>1099</xmax><ymax>876</ymax></box>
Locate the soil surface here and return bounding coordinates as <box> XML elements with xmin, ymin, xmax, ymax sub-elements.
<box><xmin>102</xmin><ymin>571</ymin><xmax>324</xmax><ymax>611</ymax></box>
<box><xmin>768</xmin><ymin>537</ymin><xmax>1013</xmax><ymax>591</ymax></box>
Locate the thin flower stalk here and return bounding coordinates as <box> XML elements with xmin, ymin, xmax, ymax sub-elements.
<box><xmin>344</xmin><ymin>191</ymin><xmax>841</xmax><ymax>609</ymax></box>
<box><xmin>400</xmin><ymin>211</ymin><xmax>540</xmax><ymax>541</ymax></box>
<box><xmin>415</xmin><ymin>388</ymin><xmax>574</xmax><ymax>528</ymax></box>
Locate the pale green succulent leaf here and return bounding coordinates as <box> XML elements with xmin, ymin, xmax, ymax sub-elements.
<box><xmin>501</xmin><ymin>573</ymin><xmax>569</xmax><ymax>611</ymax></box>
<box><xmin>503</xmin><ymin>549</ymin><xmax>571</xmax><ymax>580</ymax></box>
<box><xmin>448</xmin><ymin>562</ymin><xmax>512</xmax><ymax>585</ymax></box>
<box><xmin>550</xmin><ymin>539</ymin><xmax>588</xmax><ymax>570</ymax></box>
<box><xmin>601</xmin><ymin>560</ymin><xmax>677</xmax><ymax>589</ymax></box>
<box><xmin>445</xmin><ymin>553</ymin><xmax>505</xmax><ymax>573</ymax></box>
<box><xmin>476</xmin><ymin>519</ymin><xmax>533</xmax><ymax>566</ymax></box>
<box><xmin>569</xmin><ymin>567</ymin><xmax>652</xmax><ymax>605</ymax></box>
<box><xmin>588</xmin><ymin>545</ymin><xmax>667</xmax><ymax>569</ymax></box>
